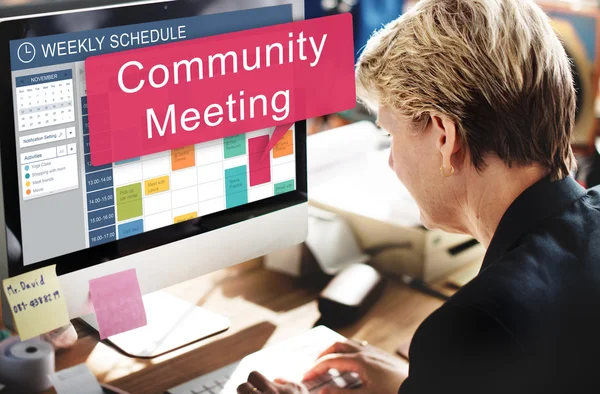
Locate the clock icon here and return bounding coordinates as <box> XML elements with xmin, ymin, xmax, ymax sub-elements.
<box><xmin>17</xmin><ymin>42</ymin><xmax>36</xmax><ymax>64</ymax></box>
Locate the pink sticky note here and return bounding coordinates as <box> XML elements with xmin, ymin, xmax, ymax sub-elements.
<box><xmin>89</xmin><ymin>268</ymin><xmax>147</xmax><ymax>339</ymax></box>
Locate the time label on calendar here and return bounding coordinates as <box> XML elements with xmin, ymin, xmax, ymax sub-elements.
<box><xmin>15</xmin><ymin>69</ymin><xmax>75</xmax><ymax>132</ymax></box>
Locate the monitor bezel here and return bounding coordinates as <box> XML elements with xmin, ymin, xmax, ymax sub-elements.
<box><xmin>0</xmin><ymin>0</ymin><xmax>308</xmax><ymax>278</ymax></box>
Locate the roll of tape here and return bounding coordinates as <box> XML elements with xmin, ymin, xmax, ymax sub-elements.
<box><xmin>0</xmin><ymin>336</ymin><xmax>55</xmax><ymax>392</ymax></box>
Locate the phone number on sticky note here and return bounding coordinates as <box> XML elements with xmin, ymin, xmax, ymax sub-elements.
<box><xmin>12</xmin><ymin>290</ymin><xmax>61</xmax><ymax>314</ymax></box>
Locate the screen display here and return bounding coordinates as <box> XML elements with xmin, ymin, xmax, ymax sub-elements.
<box><xmin>0</xmin><ymin>0</ymin><xmax>307</xmax><ymax>274</ymax></box>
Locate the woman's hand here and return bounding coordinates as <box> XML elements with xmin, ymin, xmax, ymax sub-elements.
<box><xmin>237</xmin><ymin>340</ymin><xmax>408</xmax><ymax>394</ymax></box>
<box><xmin>301</xmin><ymin>339</ymin><xmax>408</xmax><ymax>394</ymax></box>
<box><xmin>237</xmin><ymin>371</ymin><xmax>310</xmax><ymax>394</ymax></box>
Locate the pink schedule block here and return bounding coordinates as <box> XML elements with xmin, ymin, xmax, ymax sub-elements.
<box><xmin>89</xmin><ymin>268</ymin><xmax>147</xmax><ymax>339</ymax></box>
<box><xmin>249</xmin><ymin>135</ymin><xmax>271</xmax><ymax>186</ymax></box>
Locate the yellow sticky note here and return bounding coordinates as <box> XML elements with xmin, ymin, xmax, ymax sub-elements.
<box><xmin>2</xmin><ymin>265</ymin><xmax>70</xmax><ymax>340</ymax></box>
<box><xmin>174</xmin><ymin>212</ymin><xmax>197</xmax><ymax>224</ymax></box>
<box><xmin>145</xmin><ymin>176</ymin><xmax>170</xmax><ymax>195</ymax></box>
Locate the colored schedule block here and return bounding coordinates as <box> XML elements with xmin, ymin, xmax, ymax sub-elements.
<box><xmin>116</xmin><ymin>183</ymin><xmax>143</xmax><ymax>221</ymax></box>
<box><xmin>118</xmin><ymin>219</ymin><xmax>144</xmax><ymax>239</ymax></box>
<box><xmin>145</xmin><ymin>175</ymin><xmax>170</xmax><ymax>195</ymax></box>
<box><xmin>89</xmin><ymin>225</ymin><xmax>117</xmax><ymax>247</ymax></box>
<box><xmin>225</xmin><ymin>165</ymin><xmax>248</xmax><ymax>208</ymax></box>
<box><xmin>86</xmin><ymin>169</ymin><xmax>113</xmax><ymax>192</ymax></box>
<box><xmin>174</xmin><ymin>212</ymin><xmax>197</xmax><ymax>224</ymax></box>
<box><xmin>274</xmin><ymin>179</ymin><xmax>295</xmax><ymax>195</ymax></box>
<box><xmin>273</xmin><ymin>129</ymin><xmax>294</xmax><ymax>158</ymax></box>
<box><xmin>224</xmin><ymin>134</ymin><xmax>246</xmax><ymax>158</ymax></box>
<box><xmin>88</xmin><ymin>206</ymin><xmax>116</xmax><ymax>231</ymax></box>
<box><xmin>115</xmin><ymin>157</ymin><xmax>140</xmax><ymax>165</ymax></box>
<box><xmin>87</xmin><ymin>187</ymin><xmax>115</xmax><ymax>211</ymax></box>
<box><xmin>248</xmin><ymin>135</ymin><xmax>271</xmax><ymax>186</ymax></box>
<box><xmin>171</xmin><ymin>145</ymin><xmax>195</xmax><ymax>171</ymax></box>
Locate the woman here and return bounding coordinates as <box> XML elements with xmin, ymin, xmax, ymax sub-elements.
<box><xmin>238</xmin><ymin>0</ymin><xmax>600</xmax><ymax>393</ymax></box>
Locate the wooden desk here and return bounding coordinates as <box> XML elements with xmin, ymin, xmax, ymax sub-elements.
<box><xmin>1</xmin><ymin>260</ymin><xmax>447</xmax><ymax>394</ymax></box>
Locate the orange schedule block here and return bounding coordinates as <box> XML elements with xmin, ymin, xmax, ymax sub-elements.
<box><xmin>171</xmin><ymin>145</ymin><xmax>195</xmax><ymax>171</ymax></box>
<box><xmin>273</xmin><ymin>129</ymin><xmax>294</xmax><ymax>158</ymax></box>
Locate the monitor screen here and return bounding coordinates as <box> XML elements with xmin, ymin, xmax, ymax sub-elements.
<box><xmin>0</xmin><ymin>0</ymin><xmax>307</xmax><ymax>277</ymax></box>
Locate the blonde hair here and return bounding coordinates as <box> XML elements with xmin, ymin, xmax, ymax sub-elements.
<box><xmin>356</xmin><ymin>0</ymin><xmax>576</xmax><ymax>180</ymax></box>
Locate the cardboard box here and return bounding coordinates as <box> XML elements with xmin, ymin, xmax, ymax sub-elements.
<box><xmin>309</xmin><ymin>198</ymin><xmax>485</xmax><ymax>283</ymax></box>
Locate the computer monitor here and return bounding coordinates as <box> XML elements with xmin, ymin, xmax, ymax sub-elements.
<box><xmin>0</xmin><ymin>0</ymin><xmax>308</xmax><ymax>356</ymax></box>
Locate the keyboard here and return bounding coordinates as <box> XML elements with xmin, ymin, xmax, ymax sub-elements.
<box><xmin>166</xmin><ymin>326</ymin><xmax>362</xmax><ymax>394</ymax></box>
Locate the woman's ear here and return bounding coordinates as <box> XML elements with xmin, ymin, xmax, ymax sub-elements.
<box><xmin>431</xmin><ymin>114</ymin><xmax>461</xmax><ymax>173</ymax></box>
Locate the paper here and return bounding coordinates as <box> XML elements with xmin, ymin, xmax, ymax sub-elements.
<box><xmin>309</xmin><ymin>149</ymin><xmax>423</xmax><ymax>227</ymax></box>
<box><xmin>89</xmin><ymin>268</ymin><xmax>147</xmax><ymax>339</ymax></box>
<box><xmin>306</xmin><ymin>206</ymin><xmax>370</xmax><ymax>275</ymax></box>
<box><xmin>1</xmin><ymin>265</ymin><xmax>70</xmax><ymax>341</ymax></box>
<box><xmin>307</xmin><ymin>121</ymin><xmax>422</xmax><ymax>227</ymax></box>
<box><xmin>49</xmin><ymin>364</ymin><xmax>103</xmax><ymax>394</ymax></box>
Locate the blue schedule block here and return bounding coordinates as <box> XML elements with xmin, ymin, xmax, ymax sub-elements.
<box><xmin>89</xmin><ymin>225</ymin><xmax>117</xmax><ymax>247</ymax></box>
<box><xmin>118</xmin><ymin>219</ymin><xmax>144</xmax><ymax>239</ymax></box>
<box><xmin>87</xmin><ymin>188</ymin><xmax>115</xmax><ymax>212</ymax></box>
<box><xmin>84</xmin><ymin>154</ymin><xmax>112</xmax><ymax>173</ymax></box>
<box><xmin>225</xmin><ymin>165</ymin><xmax>247</xmax><ymax>177</ymax></box>
<box><xmin>82</xmin><ymin>116</ymin><xmax>89</xmax><ymax>135</ymax></box>
<box><xmin>226</xmin><ymin>191</ymin><xmax>248</xmax><ymax>208</ymax></box>
<box><xmin>83</xmin><ymin>134</ymin><xmax>90</xmax><ymax>154</ymax></box>
<box><xmin>81</xmin><ymin>96</ymin><xmax>88</xmax><ymax>115</ymax></box>
<box><xmin>86</xmin><ymin>169</ymin><xmax>113</xmax><ymax>192</ymax></box>
<box><xmin>115</xmin><ymin>157</ymin><xmax>141</xmax><ymax>165</ymax></box>
<box><xmin>88</xmin><ymin>206</ymin><xmax>116</xmax><ymax>231</ymax></box>
<box><xmin>225</xmin><ymin>165</ymin><xmax>248</xmax><ymax>208</ymax></box>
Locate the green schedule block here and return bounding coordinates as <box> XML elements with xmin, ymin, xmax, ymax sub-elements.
<box><xmin>116</xmin><ymin>183</ymin><xmax>143</xmax><ymax>221</ymax></box>
<box><xmin>224</xmin><ymin>134</ymin><xmax>246</xmax><ymax>158</ymax></box>
<box><xmin>225</xmin><ymin>166</ymin><xmax>248</xmax><ymax>208</ymax></box>
<box><xmin>274</xmin><ymin>180</ymin><xmax>295</xmax><ymax>195</ymax></box>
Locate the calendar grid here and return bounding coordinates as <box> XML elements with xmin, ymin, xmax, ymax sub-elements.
<box><xmin>16</xmin><ymin>69</ymin><xmax>75</xmax><ymax>132</ymax></box>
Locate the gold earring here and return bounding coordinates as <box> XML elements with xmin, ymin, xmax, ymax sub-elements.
<box><xmin>440</xmin><ymin>165</ymin><xmax>454</xmax><ymax>177</ymax></box>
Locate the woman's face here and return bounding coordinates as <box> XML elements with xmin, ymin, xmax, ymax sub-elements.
<box><xmin>378</xmin><ymin>106</ymin><xmax>461</xmax><ymax>232</ymax></box>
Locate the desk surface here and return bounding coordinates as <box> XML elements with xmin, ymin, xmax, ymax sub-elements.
<box><xmin>1</xmin><ymin>260</ymin><xmax>451</xmax><ymax>394</ymax></box>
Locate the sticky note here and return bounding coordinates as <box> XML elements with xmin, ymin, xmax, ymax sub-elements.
<box><xmin>174</xmin><ymin>212</ymin><xmax>197</xmax><ymax>224</ymax></box>
<box><xmin>171</xmin><ymin>145</ymin><xmax>195</xmax><ymax>171</ymax></box>
<box><xmin>118</xmin><ymin>219</ymin><xmax>144</xmax><ymax>239</ymax></box>
<box><xmin>273</xmin><ymin>129</ymin><xmax>294</xmax><ymax>158</ymax></box>
<box><xmin>225</xmin><ymin>166</ymin><xmax>248</xmax><ymax>208</ymax></box>
<box><xmin>145</xmin><ymin>175</ymin><xmax>170</xmax><ymax>195</ymax></box>
<box><xmin>2</xmin><ymin>265</ymin><xmax>70</xmax><ymax>341</ymax></box>
<box><xmin>249</xmin><ymin>135</ymin><xmax>271</xmax><ymax>186</ymax></box>
<box><xmin>89</xmin><ymin>268</ymin><xmax>147</xmax><ymax>340</ymax></box>
<box><xmin>224</xmin><ymin>134</ymin><xmax>246</xmax><ymax>158</ymax></box>
<box><xmin>116</xmin><ymin>183</ymin><xmax>143</xmax><ymax>221</ymax></box>
<box><xmin>275</xmin><ymin>180</ymin><xmax>295</xmax><ymax>195</ymax></box>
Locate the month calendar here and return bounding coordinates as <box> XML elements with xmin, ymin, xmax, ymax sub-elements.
<box><xmin>15</xmin><ymin>69</ymin><xmax>75</xmax><ymax>132</ymax></box>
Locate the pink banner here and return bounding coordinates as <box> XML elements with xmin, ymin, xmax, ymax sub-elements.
<box><xmin>86</xmin><ymin>13</ymin><xmax>356</xmax><ymax>166</ymax></box>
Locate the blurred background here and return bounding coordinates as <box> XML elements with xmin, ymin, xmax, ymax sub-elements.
<box><xmin>304</xmin><ymin>0</ymin><xmax>600</xmax><ymax>188</ymax></box>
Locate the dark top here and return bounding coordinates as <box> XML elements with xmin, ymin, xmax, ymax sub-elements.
<box><xmin>399</xmin><ymin>175</ymin><xmax>600</xmax><ymax>394</ymax></box>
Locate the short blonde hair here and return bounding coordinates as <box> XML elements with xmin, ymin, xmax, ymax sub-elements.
<box><xmin>356</xmin><ymin>0</ymin><xmax>576</xmax><ymax>180</ymax></box>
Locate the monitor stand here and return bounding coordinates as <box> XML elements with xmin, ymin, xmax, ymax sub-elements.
<box><xmin>79</xmin><ymin>291</ymin><xmax>230</xmax><ymax>358</ymax></box>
